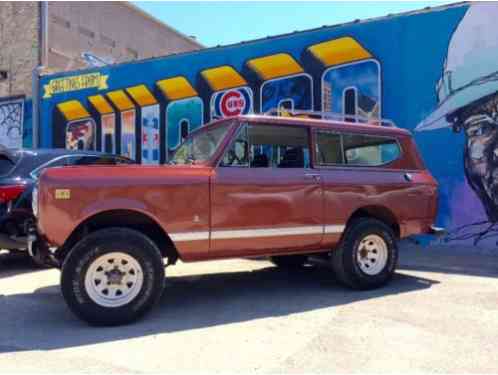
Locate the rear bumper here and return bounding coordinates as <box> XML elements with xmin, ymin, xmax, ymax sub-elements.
<box><xmin>400</xmin><ymin>220</ymin><xmax>446</xmax><ymax>238</ymax></box>
<box><xmin>429</xmin><ymin>225</ymin><xmax>446</xmax><ymax>237</ymax></box>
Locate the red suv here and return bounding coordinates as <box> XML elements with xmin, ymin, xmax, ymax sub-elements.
<box><xmin>31</xmin><ymin>114</ymin><xmax>440</xmax><ymax>325</ymax></box>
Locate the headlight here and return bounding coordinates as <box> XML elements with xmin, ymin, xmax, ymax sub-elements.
<box><xmin>32</xmin><ymin>186</ymin><xmax>38</xmax><ymax>218</ymax></box>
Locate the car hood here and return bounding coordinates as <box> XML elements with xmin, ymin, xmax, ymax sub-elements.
<box><xmin>39</xmin><ymin>164</ymin><xmax>215</xmax><ymax>187</ymax></box>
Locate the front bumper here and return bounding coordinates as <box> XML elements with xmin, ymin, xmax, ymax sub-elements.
<box><xmin>0</xmin><ymin>233</ymin><xmax>27</xmax><ymax>250</ymax></box>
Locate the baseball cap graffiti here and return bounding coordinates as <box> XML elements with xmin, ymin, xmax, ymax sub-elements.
<box><xmin>416</xmin><ymin>4</ymin><xmax>498</xmax><ymax>131</ymax></box>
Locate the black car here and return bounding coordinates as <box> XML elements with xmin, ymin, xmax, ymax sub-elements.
<box><xmin>0</xmin><ymin>148</ymin><xmax>134</xmax><ymax>264</ymax></box>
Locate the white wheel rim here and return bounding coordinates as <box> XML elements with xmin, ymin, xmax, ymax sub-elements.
<box><xmin>84</xmin><ymin>252</ymin><xmax>144</xmax><ymax>308</ymax></box>
<box><xmin>356</xmin><ymin>234</ymin><xmax>389</xmax><ymax>276</ymax></box>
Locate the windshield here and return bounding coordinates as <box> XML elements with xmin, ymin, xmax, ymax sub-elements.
<box><xmin>170</xmin><ymin>122</ymin><xmax>232</xmax><ymax>165</ymax></box>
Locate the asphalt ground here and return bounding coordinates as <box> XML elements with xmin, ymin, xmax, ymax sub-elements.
<box><xmin>0</xmin><ymin>243</ymin><xmax>497</xmax><ymax>373</ymax></box>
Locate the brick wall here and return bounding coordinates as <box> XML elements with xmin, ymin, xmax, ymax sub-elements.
<box><xmin>46</xmin><ymin>2</ymin><xmax>203</xmax><ymax>72</ymax></box>
<box><xmin>0</xmin><ymin>2</ymin><xmax>39</xmax><ymax>97</ymax></box>
<box><xmin>0</xmin><ymin>1</ymin><xmax>203</xmax><ymax>96</ymax></box>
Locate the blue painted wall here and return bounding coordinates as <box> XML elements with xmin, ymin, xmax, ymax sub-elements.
<box><xmin>36</xmin><ymin>3</ymin><xmax>498</xmax><ymax>247</ymax></box>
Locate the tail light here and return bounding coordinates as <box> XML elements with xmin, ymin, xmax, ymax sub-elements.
<box><xmin>0</xmin><ymin>184</ymin><xmax>26</xmax><ymax>203</ymax></box>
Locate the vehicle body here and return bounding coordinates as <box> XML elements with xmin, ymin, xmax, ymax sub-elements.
<box><xmin>32</xmin><ymin>114</ymin><xmax>440</xmax><ymax>325</ymax></box>
<box><xmin>0</xmin><ymin>148</ymin><xmax>134</xmax><ymax>263</ymax></box>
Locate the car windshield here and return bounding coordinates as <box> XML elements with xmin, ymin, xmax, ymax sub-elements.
<box><xmin>170</xmin><ymin>122</ymin><xmax>232</xmax><ymax>165</ymax></box>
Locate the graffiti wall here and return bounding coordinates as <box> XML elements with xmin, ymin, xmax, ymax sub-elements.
<box><xmin>0</xmin><ymin>95</ymin><xmax>25</xmax><ymax>149</ymax></box>
<box><xmin>36</xmin><ymin>2</ymin><xmax>498</xmax><ymax>248</ymax></box>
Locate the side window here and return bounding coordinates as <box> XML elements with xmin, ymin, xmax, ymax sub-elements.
<box><xmin>249</xmin><ymin>124</ymin><xmax>310</xmax><ymax>168</ymax></box>
<box><xmin>220</xmin><ymin>125</ymin><xmax>249</xmax><ymax>167</ymax></box>
<box><xmin>316</xmin><ymin>132</ymin><xmax>344</xmax><ymax>165</ymax></box>
<box><xmin>220</xmin><ymin>124</ymin><xmax>310</xmax><ymax>169</ymax></box>
<box><xmin>314</xmin><ymin>131</ymin><xmax>400</xmax><ymax>167</ymax></box>
<box><xmin>343</xmin><ymin>134</ymin><xmax>400</xmax><ymax>166</ymax></box>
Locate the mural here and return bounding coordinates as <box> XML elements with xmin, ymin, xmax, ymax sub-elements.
<box><xmin>0</xmin><ymin>95</ymin><xmax>25</xmax><ymax>149</ymax></box>
<box><xmin>416</xmin><ymin>3</ymin><xmax>498</xmax><ymax>245</ymax></box>
<box><xmin>35</xmin><ymin>2</ymin><xmax>498</xmax><ymax>248</ymax></box>
<box><xmin>322</xmin><ymin>60</ymin><xmax>381</xmax><ymax>122</ymax></box>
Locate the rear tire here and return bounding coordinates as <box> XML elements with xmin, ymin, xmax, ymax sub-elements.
<box><xmin>270</xmin><ymin>254</ymin><xmax>308</xmax><ymax>268</ymax></box>
<box><xmin>331</xmin><ymin>218</ymin><xmax>398</xmax><ymax>290</ymax></box>
<box><xmin>61</xmin><ymin>228</ymin><xmax>165</xmax><ymax>326</ymax></box>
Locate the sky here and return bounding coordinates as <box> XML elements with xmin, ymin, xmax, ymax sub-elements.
<box><xmin>134</xmin><ymin>1</ymin><xmax>449</xmax><ymax>47</ymax></box>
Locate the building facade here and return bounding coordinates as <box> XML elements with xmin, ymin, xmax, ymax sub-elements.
<box><xmin>0</xmin><ymin>1</ymin><xmax>202</xmax><ymax>98</ymax></box>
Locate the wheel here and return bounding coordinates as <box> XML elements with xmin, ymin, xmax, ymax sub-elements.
<box><xmin>61</xmin><ymin>228</ymin><xmax>165</xmax><ymax>326</ymax></box>
<box><xmin>270</xmin><ymin>254</ymin><xmax>308</xmax><ymax>268</ymax></box>
<box><xmin>331</xmin><ymin>218</ymin><xmax>398</xmax><ymax>290</ymax></box>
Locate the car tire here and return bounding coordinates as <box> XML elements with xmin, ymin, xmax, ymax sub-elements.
<box><xmin>270</xmin><ymin>254</ymin><xmax>308</xmax><ymax>268</ymax></box>
<box><xmin>61</xmin><ymin>228</ymin><xmax>165</xmax><ymax>326</ymax></box>
<box><xmin>331</xmin><ymin>218</ymin><xmax>398</xmax><ymax>290</ymax></box>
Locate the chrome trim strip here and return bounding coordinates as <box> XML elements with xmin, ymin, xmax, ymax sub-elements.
<box><xmin>211</xmin><ymin>225</ymin><xmax>323</xmax><ymax>240</ymax></box>
<box><xmin>170</xmin><ymin>224</ymin><xmax>345</xmax><ymax>242</ymax></box>
<box><xmin>324</xmin><ymin>225</ymin><xmax>346</xmax><ymax>234</ymax></box>
<box><xmin>170</xmin><ymin>231</ymin><xmax>210</xmax><ymax>242</ymax></box>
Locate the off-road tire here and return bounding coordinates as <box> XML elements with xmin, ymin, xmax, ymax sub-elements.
<box><xmin>270</xmin><ymin>254</ymin><xmax>308</xmax><ymax>268</ymax></box>
<box><xmin>331</xmin><ymin>218</ymin><xmax>398</xmax><ymax>290</ymax></box>
<box><xmin>61</xmin><ymin>228</ymin><xmax>165</xmax><ymax>326</ymax></box>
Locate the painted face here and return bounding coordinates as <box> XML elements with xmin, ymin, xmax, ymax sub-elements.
<box><xmin>453</xmin><ymin>93</ymin><xmax>498</xmax><ymax>221</ymax></box>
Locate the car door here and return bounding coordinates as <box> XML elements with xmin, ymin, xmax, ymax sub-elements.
<box><xmin>210</xmin><ymin>122</ymin><xmax>323</xmax><ymax>257</ymax></box>
<box><xmin>314</xmin><ymin>129</ymin><xmax>422</xmax><ymax>248</ymax></box>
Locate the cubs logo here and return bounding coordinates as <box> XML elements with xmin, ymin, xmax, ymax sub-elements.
<box><xmin>211</xmin><ymin>87</ymin><xmax>253</xmax><ymax>120</ymax></box>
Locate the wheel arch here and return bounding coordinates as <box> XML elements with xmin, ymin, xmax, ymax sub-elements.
<box><xmin>345</xmin><ymin>205</ymin><xmax>400</xmax><ymax>238</ymax></box>
<box><xmin>55</xmin><ymin>209</ymin><xmax>180</xmax><ymax>264</ymax></box>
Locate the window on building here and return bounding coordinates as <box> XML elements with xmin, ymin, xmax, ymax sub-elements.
<box><xmin>180</xmin><ymin>119</ymin><xmax>190</xmax><ymax>143</ymax></box>
<box><xmin>344</xmin><ymin>87</ymin><xmax>357</xmax><ymax>122</ymax></box>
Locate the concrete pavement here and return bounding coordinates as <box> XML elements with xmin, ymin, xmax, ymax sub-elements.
<box><xmin>0</xmin><ymin>244</ymin><xmax>497</xmax><ymax>373</ymax></box>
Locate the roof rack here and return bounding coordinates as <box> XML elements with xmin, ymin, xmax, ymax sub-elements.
<box><xmin>263</xmin><ymin>109</ymin><xmax>397</xmax><ymax>127</ymax></box>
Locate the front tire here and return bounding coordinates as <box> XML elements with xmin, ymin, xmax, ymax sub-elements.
<box><xmin>61</xmin><ymin>228</ymin><xmax>165</xmax><ymax>326</ymax></box>
<box><xmin>331</xmin><ymin>218</ymin><xmax>398</xmax><ymax>290</ymax></box>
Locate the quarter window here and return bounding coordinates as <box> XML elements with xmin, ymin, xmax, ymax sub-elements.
<box><xmin>315</xmin><ymin>131</ymin><xmax>400</xmax><ymax>167</ymax></box>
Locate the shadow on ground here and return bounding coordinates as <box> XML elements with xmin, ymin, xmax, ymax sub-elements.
<box><xmin>0</xmin><ymin>251</ymin><xmax>46</xmax><ymax>280</ymax></box>
<box><xmin>398</xmin><ymin>244</ymin><xmax>498</xmax><ymax>278</ymax></box>
<box><xmin>0</xmin><ymin>263</ymin><xmax>437</xmax><ymax>354</ymax></box>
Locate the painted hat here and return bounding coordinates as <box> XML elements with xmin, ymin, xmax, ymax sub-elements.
<box><xmin>416</xmin><ymin>4</ymin><xmax>498</xmax><ymax>131</ymax></box>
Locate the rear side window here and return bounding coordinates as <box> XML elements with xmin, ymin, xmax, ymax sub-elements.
<box><xmin>315</xmin><ymin>131</ymin><xmax>401</xmax><ymax>167</ymax></box>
